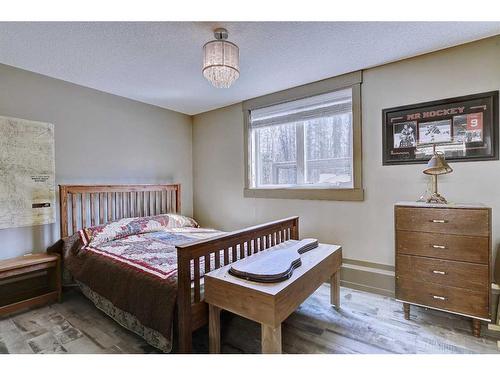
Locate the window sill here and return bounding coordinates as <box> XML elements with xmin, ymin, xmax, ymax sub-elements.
<box><xmin>243</xmin><ymin>187</ymin><xmax>364</xmax><ymax>201</ymax></box>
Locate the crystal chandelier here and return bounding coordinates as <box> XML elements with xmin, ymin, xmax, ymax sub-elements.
<box><xmin>202</xmin><ymin>28</ymin><xmax>240</xmax><ymax>88</ymax></box>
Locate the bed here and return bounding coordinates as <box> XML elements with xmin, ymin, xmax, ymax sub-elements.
<box><xmin>56</xmin><ymin>184</ymin><xmax>299</xmax><ymax>353</ymax></box>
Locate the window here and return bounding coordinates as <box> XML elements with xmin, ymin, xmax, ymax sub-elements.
<box><xmin>243</xmin><ymin>71</ymin><xmax>363</xmax><ymax>201</ymax></box>
<box><xmin>250</xmin><ymin>88</ymin><xmax>353</xmax><ymax>189</ymax></box>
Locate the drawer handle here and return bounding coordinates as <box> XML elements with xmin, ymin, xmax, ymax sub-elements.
<box><xmin>430</xmin><ymin>219</ymin><xmax>448</xmax><ymax>223</ymax></box>
<box><xmin>432</xmin><ymin>270</ymin><xmax>446</xmax><ymax>275</ymax></box>
<box><xmin>432</xmin><ymin>295</ymin><xmax>447</xmax><ymax>301</ymax></box>
<box><xmin>431</xmin><ymin>244</ymin><xmax>447</xmax><ymax>249</ymax></box>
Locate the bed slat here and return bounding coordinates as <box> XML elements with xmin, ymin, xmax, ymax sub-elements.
<box><xmin>204</xmin><ymin>254</ymin><xmax>210</xmax><ymax>274</ymax></box>
<box><xmin>161</xmin><ymin>191</ymin><xmax>165</xmax><ymax>213</ymax></box>
<box><xmin>214</xmin><ymin>250</ymin><xmax>220</xmax><ymax>269</ymax></box>
<box><xmin>150</xmin><ymin>191</ymin><xmax>154</xmax><ymax>215</ymax></box>
<box><xmin>71</xmin><ymin>194</ymin><xmax>77</xmax><ymax>232</ymax></box>
<box><xmin>81</xmin><ymin>193</ymin><xmax>87</xmax><ymax>229</ymax></box>
<box><xmin>139</xmin><ymin>192</ymin><xmax>143</xmax><ymax>216</ymax></box>
<box><xmin>193</xmin><ymin>258</ymin><xmax>201</xmax><ymax>303</ymax></box>
<box><xmin>90</xmin><ymin>193</ymin><xmax>95</xmax><ymax>226</ymax></box>
<box><xmin>238</xmin><ymin>243</ymin><xmax>244</xmax><ymax>259</ymax></box>
<box><xmin>107</xmin><ymin>193</ymin><xmax>112</xmax><ymax>221</ymax></box>
<box><xmin>99</xmin><ymin>194</ymin><xmax>104</xmax><ymax>224</ymax></box>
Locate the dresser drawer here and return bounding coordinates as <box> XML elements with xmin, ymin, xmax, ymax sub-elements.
<box><xmin>395</xmin><ymin>207</ymin><xmax>489</xmax><ymax>236</ymax></box>
<box><xmin>396</xmin><ymin>231</ymin><xmax>489</xmax><ymax>264</ymax></box>
<box><xmin>397</xmin><ymin>255</ymin><xmax>488</xmax><ymax>292</ymax></box>
<box><xmin>396</xmin><ymin>278</ymin><xmax>489</xmax><ymax>319</ymax></box>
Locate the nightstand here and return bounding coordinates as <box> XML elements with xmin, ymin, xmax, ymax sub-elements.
<box><xmin>0</xmin><ymin>253</ymin><xmax>62</xmax><ymax>316</ymax></box>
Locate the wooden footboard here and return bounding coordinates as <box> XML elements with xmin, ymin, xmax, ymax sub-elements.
<box><xmin>175</xmin><ymin>216</ymin><xmax>299</xmax><ymax>353</ymax></box>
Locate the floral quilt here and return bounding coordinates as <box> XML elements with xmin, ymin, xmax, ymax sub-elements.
<box><xmin>86</xmin><ymin>227</ymin><xmax>222</xmax><ymax>279</ymax></box>
<box><xmin>80</xmin><ymin>213</ymin><xmax>199</xmax><ymax>247</ymax></box>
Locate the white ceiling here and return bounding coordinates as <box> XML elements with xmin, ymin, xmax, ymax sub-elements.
<box><xmin>0</xmin><ymin>22</ymin><xmax>499</xmax><ymax>115</ymax></box>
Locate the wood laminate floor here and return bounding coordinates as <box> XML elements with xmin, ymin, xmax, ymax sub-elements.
<box><xmin>1</xmin><ymin>285</ymin><xmax>499</xmax><ymax>354</ymax></box>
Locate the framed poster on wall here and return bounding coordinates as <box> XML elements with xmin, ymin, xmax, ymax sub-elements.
<box><xmin>382</xmin><ymin>91</ymin><xmax>499</xmax><ymax>165</ymax></box>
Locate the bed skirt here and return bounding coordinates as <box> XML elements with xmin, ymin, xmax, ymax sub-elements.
<box><xmin>76</xmin><ymin>281</ymin><xmax>171</xmax><ymax>353</ymax></box>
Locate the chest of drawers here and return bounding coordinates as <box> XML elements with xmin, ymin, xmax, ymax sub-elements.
<box><xmin>395</xmin><ymin>202</ymin><xmax>491</xmax><ymax>337</ymax></box>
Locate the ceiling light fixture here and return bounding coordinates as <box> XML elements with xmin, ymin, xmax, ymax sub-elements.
<box><xmin>202</xmin><ymin>28</ymin><xmax>240</xmax><ymax>89</ymax></box>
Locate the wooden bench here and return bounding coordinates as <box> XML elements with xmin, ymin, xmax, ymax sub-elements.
<box><xmin>204</xmin><ymin>242</ymin><xmax>342</xmax><ymax>354</ymax></box>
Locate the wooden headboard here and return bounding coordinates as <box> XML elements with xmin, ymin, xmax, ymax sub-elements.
<box><xmin>59</xmin><ymin>184</ymin><xmax>181</xmax><ymax>237</ymax></box>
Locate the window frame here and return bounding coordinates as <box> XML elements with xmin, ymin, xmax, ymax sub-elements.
<box><xmin>243</xmin><ymin>70</ymin><xmax>363</xmax><ymax>201</ymax></box>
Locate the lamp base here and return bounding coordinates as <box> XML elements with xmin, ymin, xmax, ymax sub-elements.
<box><xmin>426</xmin><ymin>192</ymin><xmax>448</xmax><ymax>204</ymax></box>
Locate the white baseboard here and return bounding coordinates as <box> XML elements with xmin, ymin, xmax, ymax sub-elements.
<box><xmin>488</xmin><ymin>324</ymin><xmax>500</xmax><ymax>332</ymax></box>
<box><xmin>340</xmin><ymin>259</ymin><xmax>395</xmax><ymax>297</ymax></box>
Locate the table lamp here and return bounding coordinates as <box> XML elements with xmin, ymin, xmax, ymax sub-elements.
<box><xmin>423</xmin><ymin>145</ymin><xmax>453</xmax><ymax>204</ymax></box>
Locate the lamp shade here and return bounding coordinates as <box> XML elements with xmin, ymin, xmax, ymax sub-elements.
<box><xmin>423</xmin><ymin>152</ymin><xmax>453</xmax><ymax>175</ymax></box>
<box><xmin>202</xmin><ymin>28</ymin><xmax>240</xmax><ymax>89</ymax></box>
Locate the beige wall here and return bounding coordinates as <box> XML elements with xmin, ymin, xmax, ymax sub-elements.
<box><xmin>1</xmin><ymin>36</ymin><xmax>498</xmax><ymax>280</ymax></box>
<box><xmin>0</xmin><ymin>64</ymin><xmax>193</xmax><ymax>260</ymax></box>
<box><xmin>193</xmin><ymin>36</ymin><xmax>500</xmax><ymax>274</ymax></box>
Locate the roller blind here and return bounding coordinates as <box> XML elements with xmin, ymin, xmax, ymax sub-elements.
<box><xmin>250</xmin><ymin>87</ymin><xmax>352</xmax><ymax>129</ymax></box>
